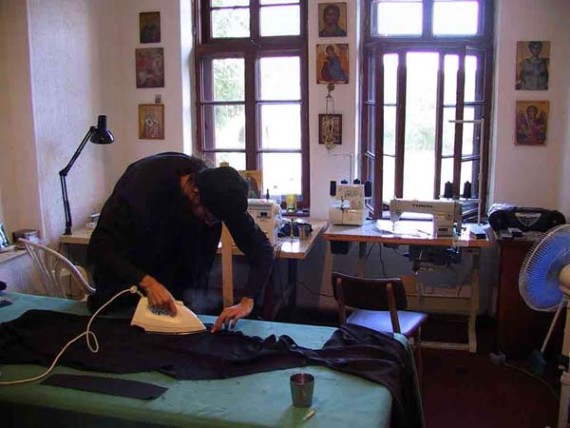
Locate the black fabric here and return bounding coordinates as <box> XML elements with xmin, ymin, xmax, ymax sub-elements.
<box><xmin>87</xmin><ymin>152</ymin><xmax>274</xmax><ymax>309</ymax></box>
<box><xmin>0</xmin><ymin>310</ymin><xmax>423</xmax><ymax>427</ymax></box>
<box><xmin>195</xmin><ymin>166</ymin><xmax>249</xmax><ymax>222</ymax></box>
<box><xmin>41</xmin><ymin>374</ymin><xmax>167</xmax><ymax>399</ymax></box>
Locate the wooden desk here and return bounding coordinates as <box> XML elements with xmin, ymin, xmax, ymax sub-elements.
<box><xmin>61</xmin><ymin>220</ymin><xmax>327</xmax><ymax>319</ymax></box>
<box><xmin>322</xmin><ymin>219</ymin><xmax>491</xmax><ymax>353</ymax></box>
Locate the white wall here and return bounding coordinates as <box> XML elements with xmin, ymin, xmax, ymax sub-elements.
<box><xmin>308</xmin><ymin>1</ymin><xmax>360</xmax><ymax>219</ymax></box>
<box><xmin>490</xmin><ymin>0</ymin><xmax>570</xmax><ymax>215</ymax></box>
<box><xmin>0</xmin><ymin>0</ymin><xmax>42</xmax><ymax>239</ymax></box>
<box><xmin>105</xmin><ymin>0</ymin><xmax>192</xmax><ymax>188</ymax></box>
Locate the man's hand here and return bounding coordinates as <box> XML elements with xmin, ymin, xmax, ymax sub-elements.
<box><xmin>139</xmin><ymin>275</ymin><xmax>177</xmax><ymax>316</ymax></box>
<box><xmin>212</xmin><ymin>297</ymin><xmax>254</xmax><ymax>333</ymax></box>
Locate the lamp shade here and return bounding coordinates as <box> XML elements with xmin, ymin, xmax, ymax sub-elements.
<box><xmin>90</xmin><ymin>115</ymin><xmax>115</xmax><ymax>145</ymax></box>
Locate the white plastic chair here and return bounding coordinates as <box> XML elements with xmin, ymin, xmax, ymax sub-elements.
<box><xmin>19</xmin><ymin>238</ymin><xmax>95</xmax><ymax>299</ymax></box>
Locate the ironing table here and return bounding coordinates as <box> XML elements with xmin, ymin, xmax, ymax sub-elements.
<box><xmin>0</xmin><ymin>292</ymin><xmax>421</xmax><ymax>428</ymax></box>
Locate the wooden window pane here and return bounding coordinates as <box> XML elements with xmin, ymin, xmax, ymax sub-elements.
<box><xmin>259</xmin><ymin>57</ymin><xmax>300</xmax><ymax>100</ymax></box>
<box><xmin>384</xmin><ymin>54</ymin><xmax>398</xmax><ymax>104</ymax></box>
<box><xmin>465</xmin><ymin>55</ymin><xmax>478</xmax><ymax>103</ymax></box>
<box><xmin>383</xmin><ymin>106</ymin><xmax>396</xmax><ymax>156</ymax></box>
<box><xmin>375</xmin><ymin>1</ymin><xmax>422</xmax><ymax>36</ymax></box>
<box><xmin>262</xmin><ymin>153</ymin><xmax>302</xmax><ymax>196</ymax></box>
<box><xmin>444</xmin><ymin>55</ymin><xmax>458</xmax><ymax>105</ymax></box>
<box><xmin>260</xmin><ymin>104</ymin><xmax>301</xmax><ymax>149</ymax></box>
<box><xmin>212</xmin><ymin>9</ymin><xmax>249</xmax><ymax>38</ymax></box>
<box><xmin>212</xmin><ymin>0</ymin><xmax>249</xmax><ymax>7</ymax></box>
<box><xmin>211</xmin><ymin>59</ymin><xmax>244</xmax><ymax>102</ymax></box>
<box><xmin>433</xmin><ymin>1</ymin><xmax>479</xmax><ymax>36</ymax></box>
<box><xmin>442</xmin><ymin>107</ymin><xmax>457</xmax><ymax>156</ymax></box>
<box><xmin>260</xmin><ymin>5</ymin><xmax>300</xmax><ymax>36</ymax></box>
<box><xmin>203</xmin><ymin>105</ymin><xmax>246</xmax><ymax>150</ymax></box>
<box><xmin>383</xmin><ymin>155</ymin><xmax>396</xmax><ymax>201</ymax></box>
<box><xmin>213</xmin><ymin>152</ymin><xmax>246</xmax><ymax>169</ymax></box>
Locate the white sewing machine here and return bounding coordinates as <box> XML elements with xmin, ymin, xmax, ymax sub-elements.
<box><xmin>329</xmin><ymin>184</ymin><xmax>366</xmax><ymax>226</ymax></box>
<box><xmin>247</xmin><ymin>198</ymin><xmax>281</xmax><ymax>245</ymax></box>
<box><xmin>389</xmin><ymin>198</ymin><xmax>462</xmax><ymax>237</ymax></box>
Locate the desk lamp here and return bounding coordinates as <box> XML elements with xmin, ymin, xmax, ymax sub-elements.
<box><xmin>59</xmin><ymin>115</ymin><xmax>114</xmax><ymax>235</ymax></box>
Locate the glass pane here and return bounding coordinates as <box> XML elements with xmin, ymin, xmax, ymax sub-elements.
<box><xmin>383</xmin><ymin>155</ymin><xmax>395</xmax><ymax>202</ymax></box>
<box><xmin>367</xmin><ymin>52</ymin><xmax>376</xmax><ymax>101</ymax></box>
<box><xmin>433</xmin><ymin>1</ymin><xmax>478</xmax><ymax>36</ymax></box>
<box><xmin>260</xmin><ymin>57</ymin><xmax>300</xmax><ymax>100</ymax></box>
<box><xmin>212</xmin><ymin>9</ymin><xmax>249</xmax><ymax>38</ymax></box>
<box><xmin>261</xmin><ymin>0</ymin><xmax>297</xmax><ymax>4</ymax></box>
<box><xmin>383</xmin><ymin>106</ymin><xmax>396</xmax><ymax>156</ymax></box>
<box><xmin>384</xmin><ymin>54</ymin><xmax>398</xmax><ymax>104</ymax></box>
<box><xmin>212</xmin><ymin>59</ymin><xmax>244</xmax><ymax>101</ymax></box>
<box><xmin>442</xmin><ymin>107</ymin><xmax>456</xmax><ymax>156</ymax></box>
<box><xmin>260</xmin><ymin>5</ymin><xmax>300</xmax><ymax>36</ymax></box>
<box><xmin>212</xmin><ymin>0</ymin><xmax>249</xmax><ymax>6</ymax></box>
<box><xmin>441</xmin><ymin>158</ymin><xmax>453</xmax><ymax>197</ymax></box>
<box><xmin>460</xmin><ymin>160</ymin><xmax>474</xmax><ymax>194</ymax></box>
<box><xmin>404</xmin><ymin>52</ymin><xmax>438</xmax><ymax>199</ymax></box>
<box><xmin>262</xmin><ymin>153</ymin><xmax>302</xmax><ymax>196</ymax></box>
<box><xmin>214</xmin><ymin>153</ymin><xmax>246</xmax><ymax>170</ymax></box>
<box><xmin>465</xmin><ymin>55</ymin><xmax>477</xmax><ymax>103</ymax></box>
<box><xmin>367</xmin><ymin>106</ymin><xmax>376</xmax><ymax>153</ymax></box>
<box><xmin>444</xmin><ymin>55</ymin><xmax>458</xmax><ymax>105</ymax></box>
<box><xmin>203</xmin><ymin>105</ymin><xmax>246</xmax><ymax>150</ymax></box>
<box><xmin>260</xmin><ymin>104</ymin><xmax>301</xmax><ymax>149</ymax></box>
<box><xmin>462</xmin><ymin>107</ymin><xmax>475</xmax><ymax>155</ymax></box>
<box><xmin>376</xmin><ymin>2</ymin><xmax>422</xmax><ymax>36</ymax></box>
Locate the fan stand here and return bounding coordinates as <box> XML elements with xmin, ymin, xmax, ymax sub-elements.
<box><xmin>558</xmin><ymin>288</ymin><xmax>570</xmax><ymax>428</ymax></box>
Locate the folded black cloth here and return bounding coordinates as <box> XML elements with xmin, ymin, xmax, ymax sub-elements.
<box><xmin>0</xmin><ymin>310</ymin><xmax>423</xmax><ymax>427</ymax></box>
<box><xmin>42</xmin><ymin>374</ymin><xmax>168</xmax><ymax>399</ymax></box>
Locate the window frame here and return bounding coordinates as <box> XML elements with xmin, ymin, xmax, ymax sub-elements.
<box><xmin>193</xmin><ymin>0</ymin><xmax>310</xmax><ymax>207</ymax></box>
<box><xmin>360</xmin><ymin>0</ymin><xmax>494</xmax><ymax>220</ymax></box>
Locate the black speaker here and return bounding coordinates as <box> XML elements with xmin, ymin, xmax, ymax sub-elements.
<box><xmin>488</xmin><ymin>204</ymin><xmax>566</xmax><ymax>232</ymax></box>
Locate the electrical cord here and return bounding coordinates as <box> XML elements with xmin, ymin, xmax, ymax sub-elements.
<box><xmin>503</xmin><ymin>361</ymin><xmax>560</xmax><ymax>400</ymax></box>
<box><xmin>0</xmin><ymin>286</ymin><xmax>141</xmax><ymax>386</ymax></box>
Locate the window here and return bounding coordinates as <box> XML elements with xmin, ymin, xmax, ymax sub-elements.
<box><xmin>194</xmin><ymin>0</ymin><xmax>309</xmax><ymax>206</ymax></box>
<box><xmin>361</xmin><ymin>0</ymin><xmax>494</xmax><ymax>220</ymax></box>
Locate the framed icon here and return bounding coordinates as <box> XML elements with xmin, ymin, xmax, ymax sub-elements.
<box><xmin>140</xmin><ymin>12</ymin><xmax>161</xmax><ymax>44</ymax></box>
<box><xmin>318</xmin><ymin>3</ymin><xmax>347</xmax><ymax>37</ymax></box>
<box><xmin>515</xmin><ymin>101</ymin><xmax>548</xmax><ymax>145</ymax></box>
<box><xmin>319</xmin><ymin>114</ymin><xmax>342</xmax><ymax>146</ymax></box>
<box><xmin>317</xmin><ymin>44</ymin><xmax>349</xmax><ymax>84</ymax></box>
<box><xmin>135</xmin><ymin>48</ymin><xmax>164</xmax><ymax>88</ymax></box>
<box><xmin>138</xmin><ymin>104</ymin><xmax>165</xmax><ymax>140</ymax></box>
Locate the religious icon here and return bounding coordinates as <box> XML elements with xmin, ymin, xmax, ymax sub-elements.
<box><xmin>318</xmin><ymin>3</ymin><xmax>347</xmax><ymax>37</ymax></box>
<box><xmin>316</xmin><ymin>44</ymin><xmax>349</xmax><ymax>84</ymax></box>
<box><xmin>515</xmin><ymin>101</ymin><xmax>548</xmax><ymax>145</ymax></box>
<box><xmin>138</xmin><ymin>104</ymin><xmax>165</xmax><ymax>140</ymax></box>
<box><xmin>515</xmin><ymin>41</ymin><xmax>550</xmax><ymax>90</ymax></box>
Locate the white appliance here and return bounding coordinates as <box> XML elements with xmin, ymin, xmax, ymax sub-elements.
<box><xmin>329</xmin><ymin>184</ymin><xmax>366</xmax><ymax>226</ymax></box>
<box><xmin>247</xmin><ymin>198</ymin><xmax>281</xmax><ymax>245</ymax></box>
<box><xmin>131</xmin><ymin>297</ymin><xmax>206</xmax><ymax>334</ymax></box>
<box><xmin>389</xmin><ymin>198</ymin><xmax>462</xmax><ymax>237</ymax></box>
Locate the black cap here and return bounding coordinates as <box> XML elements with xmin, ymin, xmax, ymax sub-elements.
<box><xmin>195</xmin><ymin>166</ymin><xmax>249</xmax><ymax>221</ymax></box>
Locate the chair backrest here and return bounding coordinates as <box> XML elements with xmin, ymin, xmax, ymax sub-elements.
<box><xmin>332</xmin><ymin>271</ymin><xmax>408</xmax><ymax>330</ymax></box>
<box><xmin>19</xmin><ymin>238</ymin><xmax>95</xmax><ymax>299</ymax></box>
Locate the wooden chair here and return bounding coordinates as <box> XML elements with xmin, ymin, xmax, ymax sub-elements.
<box><xmin>332</xmin><ymin>271</ymin><xmax>428</xmax><ymax>381</ymax></box>
<box><xmin>19</xmin><ymin>238</ymin><xmax>94</xmax><ymax>299</ymax></box>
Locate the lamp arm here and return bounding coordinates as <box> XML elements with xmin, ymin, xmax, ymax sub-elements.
<box><xmin>59</xmin><ymin>126</ymin><xmax>96</xmax><ymax>177</ymax></box>
<box><xmin>59</xmin><ymin>126</ymin><xmax>96</xmax><ymax>235</ymax></box>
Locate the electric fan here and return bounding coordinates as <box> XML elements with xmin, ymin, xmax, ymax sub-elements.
<box><xmin>518</xmin><ymin>224</ymin><xmax>570</xmax><ymax>428</ymax></box>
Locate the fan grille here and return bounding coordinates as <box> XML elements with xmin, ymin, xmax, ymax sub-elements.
<box><xmin>519</xmin><ymin>224</ymin><xmax>570</xmax><ymax>311</ymax></box>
